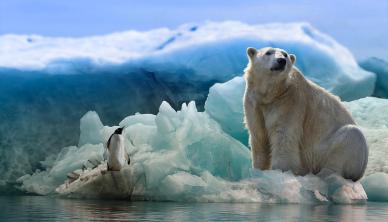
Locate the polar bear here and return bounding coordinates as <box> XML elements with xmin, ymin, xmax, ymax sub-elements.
<box><xmin>243</xmin><ymin>47</ymin><xmax>368</xmax><ymax>181</ymax></box>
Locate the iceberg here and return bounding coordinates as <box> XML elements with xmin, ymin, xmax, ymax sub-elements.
<box><xmin>361</xmin><ymin>172</ymin><xmax>388</xmax><ymax>202</ymax></box>
<box><xmin>18</xmin><ymin>101</ymin><xmax>370</xmax><ymax>203</ymax></box>
<box><xmin>0</xmin><ymin>22</ymin><xmax>375</xmax><ymax>101</ymax></box>
<box><xmin>359</xmin><ymin>57</ymin><xmax>388</xmax><ymax>98</ymax></box>
<box><xmin>18</xmin><ymin>101</ymin><xmax>252</xmax><ymax>197</ymax></box>
<box><xmin>0</xmin><ymin>21</ymin><xmax>377</xmax><ymax>192</ymax></box>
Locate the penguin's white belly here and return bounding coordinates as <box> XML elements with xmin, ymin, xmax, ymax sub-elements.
<box><xmin>107</xmin><ymin>135</ymin><xmax>127</xmax><ymax>171</ymax></box>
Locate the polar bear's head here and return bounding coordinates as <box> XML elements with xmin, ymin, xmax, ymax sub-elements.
<box><xmin>247</xmin><ymin>47</ymin><xmax>296</xmax><ymax>76</ymax></box>
<box><xmin>244</xmin><ymin>47</ymin><xmax>297</xmax><ymax>100</ymax></box>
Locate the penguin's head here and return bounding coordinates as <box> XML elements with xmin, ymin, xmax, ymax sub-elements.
<box><xmin>114</xmin><ymin>127</ymin><xmax>124</xmax><ymax>135</ymax></box>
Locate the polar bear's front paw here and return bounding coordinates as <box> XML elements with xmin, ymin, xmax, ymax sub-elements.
<box><xmin>271</xmin><ymin>157</ymin><xmax>302</xmax><ymax>175</ymax></box>
<box><xmin>271</xmin><ymin>159</ymin><xmax>288</xmax><ymax>171</ymax></box>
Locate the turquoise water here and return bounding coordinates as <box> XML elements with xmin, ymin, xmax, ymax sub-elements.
<box><xmin>1</xmin><ymin>196</ymin><xmax>388</xmax><ymax>221</ymax></box>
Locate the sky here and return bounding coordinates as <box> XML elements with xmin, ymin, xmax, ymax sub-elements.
<box><xmin>0</xmin><ymin>0</ymin><xmax>387</xmax><ymax>59</ymax></box>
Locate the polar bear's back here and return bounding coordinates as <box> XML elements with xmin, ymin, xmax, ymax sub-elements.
<box><xmin>294</xmin><ymin>68</ymin><xmax>355</xmax><ymax>127</ymax></box>
<box><xmin>291</xmin><ymin>68</ymin><xmax>357</xmax><ymax>169</ymax></box>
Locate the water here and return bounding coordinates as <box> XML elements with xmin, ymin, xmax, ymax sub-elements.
<box><xmin>1</xmin><ymin>196</ymin><xmax>388</xmax><ymax>221</ymax></box>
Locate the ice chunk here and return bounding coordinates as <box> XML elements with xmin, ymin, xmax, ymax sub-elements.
<box><xmin>205</xmin><ymin>77</ymin><xmax>248</xmax><ymax>145</ymax></box>
<box><xmin>359</xmin><ymin>57</ymin><xmax>388</xmax><ymax>98</ymax></box>
<box><xmin>323</xmin><ymin>174</ymin><xmax>367</xmax><ymax>204</ymax></box>
<box><xmin>344</xmin><ymin>97</ymin><xmax>388</xmax><ymax>176</ymax></box>
<box><xmin>18</xmin><ymin>101</ymin><xmax>370</xmax><ymax>203</ymax></box>
<box><xmin>78</xmin><ymin>111</ymin><xmax>104</xmax><ymax>146</ymax></box>
<box><xmin>361</xmin><ymin>172</ymin><xmax>388</xmax><ymax>202</ymax></box>
<box><xmin>17</xmin><ymin>144</ymin><xmax>105</xmax><ymax>195</ymax></box>
<box><xmin>54</xmin><ymin>162</ymin><xmax>366</xmax><ymax>203</ymax></box>
<box><xmin>344</xmin><ymin>97</ymin><xmax>388</xmax><ymax>128</ymax></box>
<box><xmin>16</xmin><ymin>171</ymin><xmax>56</xmax><ymax>196</ymax></box>
<box><xmin>19</xmin><ymin>101</ymin><xmax>252</xmax><ymax>196</ymax></box>
<box><xmin>120</xmin><ymin>113</ymin><xmax>156</xmax><ymax>127</ymax></box>
<box><xmin>55</xmin><ymin>164</ymin><xmax>134</xmax><ymax>199</ymax></box>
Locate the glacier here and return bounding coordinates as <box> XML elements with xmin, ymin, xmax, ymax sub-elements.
<box><xmin>0</xmin><ymin>21</ymin><xmax>383</xmax><ymax>197</ymax></box>
<box><xmin>0</xmin><ymin>21</ymin><xmax>376</xmax><ymax>98</ymax></box>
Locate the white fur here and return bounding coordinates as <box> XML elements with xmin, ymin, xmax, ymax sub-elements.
<box><xmin>243</xmin><ymin>47</ymin><xmax>368</xmax><ymax>181</ymax></box>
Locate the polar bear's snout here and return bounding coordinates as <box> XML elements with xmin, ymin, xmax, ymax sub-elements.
<box><xmin>276</xmin><ymin>58</ymin><xmax>286</xmax><ymax>67</ymax></box>
<box><xmin>271</xmin><ymin>58</ymin><xmax>287</xmax><ymax>71</ymax></box>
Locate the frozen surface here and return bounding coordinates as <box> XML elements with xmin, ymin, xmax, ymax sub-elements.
<box><xmin>361</xmin><ymin>172</ymin><xmax>388</xmax><ymax>202</ymax></box>
<box><xmin>359</xmin><ymin>57</ymin><xmax>388</xmax><ymax>98</ymax></box>
<box><xmin>18</xmin><ymin>101</ymin><xmax>371</xmax><ymax>203</ymax></box>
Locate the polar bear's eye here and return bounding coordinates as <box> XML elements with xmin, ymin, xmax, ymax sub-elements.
<box><xmin>282</xmin><ymin>52</ymin><xmax>288</xmax><ymax>57</ymax></box>
<box><xmin>265</xmin><ymin>51</ymin><xmax>273</xmax><ymax>56</ymax></box>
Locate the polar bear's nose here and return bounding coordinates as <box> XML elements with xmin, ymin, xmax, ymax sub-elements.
<box><xmin>277</xmin><ymin>58</ymin><xmax>286</xmax><ymax>67</ymax></box>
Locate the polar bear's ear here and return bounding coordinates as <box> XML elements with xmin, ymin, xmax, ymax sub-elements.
<box><xmin>290</xmin><ymin>54</ymin><xmax>296</xmax><ymax>64</ymax></box>
<box><xmin>247</xmin><ymin>47</ymin><xmax>257</xmax><ymax>59</ymax></box>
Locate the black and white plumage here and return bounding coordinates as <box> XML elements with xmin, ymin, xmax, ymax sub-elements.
<box><xmin>104</xmin><ymin>127</ymin><xmax>130</xmax><ymax>171</ymax></box>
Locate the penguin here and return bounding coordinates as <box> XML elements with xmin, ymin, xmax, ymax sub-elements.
<box><xmin>105</xmin><ymin>127</ymin><xmax>130</xmax><ymax>171</ymax></box>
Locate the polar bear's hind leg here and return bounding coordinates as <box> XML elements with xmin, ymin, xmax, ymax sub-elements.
<box><xmin>320</xmin><ymin>125</ymin><xmax>368</xmax><ymax>182</ymax></box>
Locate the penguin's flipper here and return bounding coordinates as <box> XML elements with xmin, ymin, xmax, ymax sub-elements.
<box><xmin>125</xmin><ymin>154</ymin><xmax>130</xmax><ymax>165</ymax></box>
<box><xmin>106</xmin><ymin>134</ymin><xmax>113</xmax><ymax>150</ymax></box>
